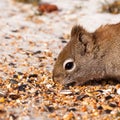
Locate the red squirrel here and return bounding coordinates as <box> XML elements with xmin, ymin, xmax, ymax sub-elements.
<box><xmin>53</xmin><ymin>23</ymin><xmax>120</xmax><ymax>85</ymax></box>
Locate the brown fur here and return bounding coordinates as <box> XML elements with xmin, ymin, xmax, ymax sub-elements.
<box><xmin>53</xmin><ymin>23</ymin><xmax>120</xmax><ymax>85</ymax></box>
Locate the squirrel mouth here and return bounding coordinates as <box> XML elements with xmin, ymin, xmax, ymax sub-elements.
<box><xmin>64</xmin><ymin>81</ymin><xmax>76</xmax><ymax>87</ymax></box>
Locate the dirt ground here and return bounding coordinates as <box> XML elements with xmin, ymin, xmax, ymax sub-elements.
<box><xmin>0</xmin><ymin>0</ymin><xmax>120</xmax><ymax>120</ymax></box>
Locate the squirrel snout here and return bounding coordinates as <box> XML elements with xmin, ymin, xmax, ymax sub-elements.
<box><xmin>52</xmin><ymin>74</ymin><xmax>61</xmax><ymax>83</ymax></box>
<box><xmin>52</xmin><ymin>73</ymin><xmax>63</xmax><ymax>84</ymax></box>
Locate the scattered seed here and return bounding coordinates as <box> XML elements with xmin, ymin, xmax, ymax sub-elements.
<box><xmin>76</xmin><ymin>94</ymin><xmax>88</xmax><ymax>100</ymax></box>
<box><xmin>49</xmin><ymin>112</ymin><xmax>57</xmax><ymax>118</ymax></box>
<box><xmin>44</xmin><ymin>105</ymin><xmax>55</xmax><ymax>113</ymax></box>
<box><xmin>97</xmin><ymin>106</ymin><xmax>103</xmax><ymax>110</ymax></box>
<box><xmin>102</xmin><ymin>1</ymin><xmax>120</xmax><ymax>14</ymax></box>
<box><xmin>34</xmin><ymin>90</ymin><xmax>41</xmax><ymax>96</ymax></box>
<box><xmin>109</xmin><ymin>103</ymin><xmax>117</xmax><ymax>107</ymax></box>
<box><xmin>54</xmin><ymin>58</ymin><xmax>57</xmax><ymax>61</ymax></box>
<box><xmin>13</xmin><ymin>75</ymin><xmax>18</xmax><ymax>79</ymax></box>
<box><xmin>9</xmin><ymin>63</ymin><xmax>16</xmax><ymax>67</ymax></box>
<box><xmin>18</xmin><ymin>84</ymin><xmax>27</xmax><ymax>92</ymax></box>
<box><xmin>9</xmin><ymin>114</ymin><xmax>17</xmax><ymax>120</ymax></box>
<box><xmin>60</xmin><ymin>90</ymin><xmax>72</xmax><ymax>95</ymax></box>
<box><xmin>11</xmin><ymin>29</ymin><xmax>19</xmax><ymax>32</ymax></box>
<box><xmin>96</xmin><ymin>90</ymin><xmax>103</xmax><ymax>93</ymax></box>
<box><xmin>105</xmin><ymin>95</ymin><xmax>112</xmax><ymax>100</ymax></box>
<box><xmin>32</xmin><ymin>50</ymin><xmax>42</xmax><ymax>55</ymax></box>
<box><xmin>28</xmin><ymin>74</ymin><xmax>38</xmax><ymax>78</ymax></box>
<box><xmin>116</xmin><ymin>112</ymin><xmax>120</xmax><ymax>117</ymax></box>
<box><xmin>9</xmin><ymin>79</ymin><xmax>18</xmax><ymax>84</ymax></box>
<box><xmin>0</xmin><ymin>1</ymin><xmax>120</xmax><ymax>119</ymax></box>
<box><xmin>61</xmin><ymin>40</ymin><xmax>67</xmax><ymax>43</ymax></box>
<box><xmin>0</xmin><ymin>109</ymin><xmax>6</xmax><ymax>113</ymax></box>
<box><xmin>59</xmin><ymin>36</ymin><xmax>64</xmax><ymax>39</ymax></box>
<box><xmin>104</xmin><ymin>109</ymin><xmax>112</xmax><ymax>114</ymax></box>
<box><xmin>17</xmin><ymin>72</ymin><xmax>23</xmax><ymax>75</ymax></box>
<box><xmin>0</xmin><ymin>97</ymin><xmax>5</xmax><ymax>103</ymax></box>
<box><xmin>63</xmin><ymin>112</ymin><xmax>75</xmax><ymax>120</ymax></box>
<box><xmin>117</xmin><ymin>88</ymin><xmax>120</xmax><ymax>95</ymax></box>
<box><xmin>81</xmin><ymin>106</ymin><xmax>87</xmax><ymax>112</ymax></box>
<box><xmin>0</xmin><ymin>90</ymin><xmax>7</xmax><ymax>97</ymax></box>
<box><xmin>67</xmin><ymin>107</ymin><xmax>77</xmax><ymax>112</ymax></box>
<box><xmin>9</xmin><ymin>94</ymin><xmax>20</xmax><ymax>100</ymax></box>
<box><xmin>4</xmin><ymin>36</ymin><xmax>11</xmax><ymax>39</ymax></box>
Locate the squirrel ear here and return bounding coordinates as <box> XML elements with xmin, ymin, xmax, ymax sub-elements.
<box><xmin>71</xmin><ymin>25</ymin><xmax>94</xmax><ymax>55</ymax></box>
<box><xmin>71</xmin><ymin>25</ymin><xmax>85</xmax><ymax>38</ymax></box>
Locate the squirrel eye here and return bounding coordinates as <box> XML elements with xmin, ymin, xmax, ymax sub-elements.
<box><xmin>63</xmin><ymin>58</ymin><xmax>76</xmax><ymax>72</ymax></box>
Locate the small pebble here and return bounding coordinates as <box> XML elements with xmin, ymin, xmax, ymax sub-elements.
<box><xmin>38</xmin><ymin>3</ymin><xmax>58</xmax><ymax>13</ymax></box>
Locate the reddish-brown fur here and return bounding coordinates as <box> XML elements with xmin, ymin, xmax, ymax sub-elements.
<box><xmin>53</xmin><ymin>23</ymin><xmax>120</xmax><ymax>85</ymax></box>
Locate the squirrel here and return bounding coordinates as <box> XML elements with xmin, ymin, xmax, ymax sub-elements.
<box><xmin>53</xmin><ymin>23</ymin><xmax>120</xmax><ymax>86</ymax></box>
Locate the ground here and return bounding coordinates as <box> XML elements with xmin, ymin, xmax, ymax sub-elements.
<box><xmin>0</xmin><ymin>0</ymin><xmax>120</xmax><ymax>120</ymax></box>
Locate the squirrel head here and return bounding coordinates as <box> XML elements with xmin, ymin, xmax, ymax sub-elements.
<box><xmin>53</xmin><ymin>25</ymin><xmax>95</xmax><ymax>86</ymax></box>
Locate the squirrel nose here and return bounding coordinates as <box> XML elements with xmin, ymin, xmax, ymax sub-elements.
<box><xmin>52</xmin><ymin>73</ymin><xmax>63</xmax><ymax>84</ymax></box>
